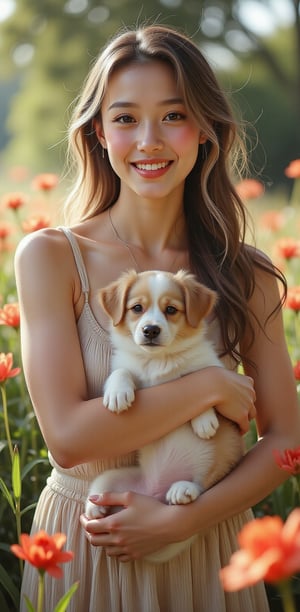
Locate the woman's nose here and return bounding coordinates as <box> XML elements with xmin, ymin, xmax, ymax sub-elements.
<box><xmin>136</xmin><ymin>122</ymin><xmax>163</xmax><ymax>153</ymax></box>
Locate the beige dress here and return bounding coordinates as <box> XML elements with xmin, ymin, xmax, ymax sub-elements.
<box><xmin>20</xmin><ymin>227</ymin><xmax>270</xmax><ymax>612</ymax></box>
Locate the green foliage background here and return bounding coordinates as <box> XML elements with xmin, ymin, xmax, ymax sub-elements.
<box><xmin>0</xmin><ymin>0</ymin><xmax>299</xmax><ymax>185</ymax></box>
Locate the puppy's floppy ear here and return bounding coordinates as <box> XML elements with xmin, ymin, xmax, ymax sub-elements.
<box><xmin>175</xmin><ymin>270</ymin><xmax>217</xmax><ymax>328</ymax></box>
<box><xmin>98</xmin><ymin>269</ymin><xmax>138</xmax><ymax>326</ymax></box>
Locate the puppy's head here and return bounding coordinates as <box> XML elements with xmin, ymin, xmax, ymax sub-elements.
<box><xmin>99</xmin><ymin>269</ymin><xmax>217</xmax><ymax>352</ymax></box>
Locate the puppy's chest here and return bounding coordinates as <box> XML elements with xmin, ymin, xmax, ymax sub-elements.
<box><xmin>113</xmin><ymin>354</ymin><xmax>187</xmax><ymax>386</ymax></box>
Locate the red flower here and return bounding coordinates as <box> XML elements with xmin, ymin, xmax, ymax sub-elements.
<box><xmin>286</xmin><ymin>287</ymin><xmax>300</xmax><ymax>312</ymax></box>
<box><xmin>285</xmin><ymin>159</ymin><xmax>300</xmax><ymax>179</ymax></box>
<box><xmin>0</xmin><ymin>223</ymin><xmax>11</xmax><ymax>240</ymax></box>
<box><xmin>11</xmin><ymin>531</ymin><xmax>74</xmax><ymax>578</ymax></box>
<box><xmin>220</xmin><ymin>509</ymin><xmax>300</xmax><ymax>590</ymax></box>
<box><xmin>0</xmin><ymin>303</ymin><xmax>20</xmax><ymax>328</ymax></box>
<box><xmin>276</xmin><ymin>237</ymin><xmax>300</xmax><ymax>260</ymax></box>
<box><xmin>31</xmin><ymin>173</ymin><xmax>59</xmax><ymax>191</ymax></box>
<box><xmin>294</xmin><ymin>361</ymin><xmax>300</xmax><ymax>381</ymax></box>
<box><xmin>273</xmin><ymin>447</ymin><xmax>300</xmax><ymax>474</ymax></box>
<box><xmin>2</xmin><ymin>192</ymin><xmax>27</xmax><ymax>210</ymax></box>
<box><xmin>0</xmin><ymin>353</ymin><xmax>21</xmax><ymax>383</ymax></box>
<box><xmin>235</xmin><ymin>179</ymin><xmax>265</xmax><ymax>200</ymax></box>
<box><xmin>22</xmin><ymin>216</ymin><xmax>50</xmax><ymax>233</ymax></box>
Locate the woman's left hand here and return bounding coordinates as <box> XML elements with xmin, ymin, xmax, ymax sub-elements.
<box><xmin>80</xmin><ymin>491</ymin><xmax>187</xmax><ymax>562</ymax></box>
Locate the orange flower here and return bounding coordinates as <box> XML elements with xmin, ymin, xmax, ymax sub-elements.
<box><xmin>284</xmin><ymin>159</ymin><xmax>300</xmax><ymax>179</ymax></box>
<box><xmin>220</xmin><ymin>509</ymin><xmax>300</xmax><ymax>590</ymax></box>
<box><xmin>276</xmin><ymin>237</ymin><xmax>300</xmax><ymax>260</ymax></box>
<box><xmin>235</xmin><ymin>178</ymin><xmax>265</xmax><ymax>200</ymax></box>
<box><xmin>22</xmin><ymin>216</ymin><xmax>50</xmax><ymax>233</ymax></box>
<box><xmin>286</xmin><ymin>287</ymin><xmax>300</xmax><ymax>312</ymax></box>
<box><xmin>294</xmin><ymin>361</ymin><xmax>300</xmax><ymax>381</ymax></box>
<box><xmin>8</xmin><ymin>165</ymin><xmax>29</xmax><ymax>182</ymax></box>
<box><xmin>11</xmin><ymin>531</ymin><xmax>74</xmax><ymax>578</ymax></box>
<box><xmin>2</xmin><ymin>192</ymin><xmax>27</xmax><ymax>210</ymax></box>
<box><xmin>260</xmin><ymin>210</ymin><xmax>284</xmax><ymax>232</ymax></box>
<box><xmin>31</xmin><ymin>173</ymin><xmax>59</xmax><ymax>191</ymax></box>
<box><xmin>0</xmin><ymin>353</ymin><xmax>21</xmax><ymax>384</ymax></box>
<box><xmin>0</xmin><ymin>303</ymin><xmax>20</xmax><ymax>328</ymax></box>
<box><xmin>273</xmin><ymin>447</ymin><xmax>300</xmax><ymax>474</ymax></box>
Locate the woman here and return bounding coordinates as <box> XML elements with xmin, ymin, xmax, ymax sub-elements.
<box><xmin>15</xmin><ymin>24</ymin><xmax>300</xmax><ymax>611</ymax></box>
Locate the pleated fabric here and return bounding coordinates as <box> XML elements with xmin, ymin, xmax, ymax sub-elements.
<box><xmin>20</xmin><ymin>228</ymin><xmax>270</xmax><ymax>611</ymax></box>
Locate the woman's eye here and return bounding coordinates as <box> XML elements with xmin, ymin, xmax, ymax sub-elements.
<box><xmin>115</xmin><ymin>115</ymin><xmax>135</xmax><ymax>124</ymax></box>
<box><xmin>165</xmin><ymin>112</ymin><xmax>185</xmax><ymax>122</ymax></box>
<box><xmin>131</xmin><ymin>304</ymin><xmax>143</xmax><ymax>313</ymax></box>
<box><xmin>165</xmin><ymin>305</ymin><xmax>178</xmax><ymax>315</ymax></box>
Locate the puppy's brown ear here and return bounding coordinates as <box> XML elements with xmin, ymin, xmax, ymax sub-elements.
<box><xmin>98</xmin><ymin>269</ymin><xmax>138</xmax><ymax>326</ymax></box>
<box><xmin>175</xmin><ymin>271</ymin><xmax>217</xmax><ymax>328</ymax></box>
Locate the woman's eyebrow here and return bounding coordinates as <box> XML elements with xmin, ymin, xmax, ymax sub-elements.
<box><xmin>108</xmin><ymin>97</ymin><xmax>184</xmax><ymax>111</ymax></box>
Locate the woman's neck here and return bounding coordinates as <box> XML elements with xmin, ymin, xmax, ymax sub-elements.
<box><xmin>110</xmin><ymin>194</ymin><xmax>187</xmax><ymax>257</ymax></box>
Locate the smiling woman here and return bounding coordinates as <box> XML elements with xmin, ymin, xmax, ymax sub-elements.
<box><xmin>14</xmin><ymin>23</ymin><xmax>299</xmax><ymax>612</ymax></box>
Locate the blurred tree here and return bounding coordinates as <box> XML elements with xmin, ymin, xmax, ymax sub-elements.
<box><xmin>0</xmin><ymin>0</ymin><xmax>299</xmax><ymax>185</ymax></box>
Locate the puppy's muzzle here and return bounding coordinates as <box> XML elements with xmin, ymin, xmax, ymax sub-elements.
<box><xmin>142</xmin><ymin>324</ymin><xmax>161</xmax><ymax>343</ymax></box>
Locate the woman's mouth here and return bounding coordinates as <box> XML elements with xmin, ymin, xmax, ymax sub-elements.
<box><xmin>132</xmin><ymin>160</ymin><xmax>173</xmax><ymax>177</ymax></box>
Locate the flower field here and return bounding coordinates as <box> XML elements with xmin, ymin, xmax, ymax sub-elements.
<box><xmin>0</xmin><ymin>164</ymin><xmax>299</xmax><ymax>611</ymax></box>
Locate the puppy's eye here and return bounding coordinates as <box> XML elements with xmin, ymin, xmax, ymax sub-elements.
<box><xmin>131</xmin><ymin>304</ymin><xmax>143</xmax><ymax>313</ymax></box>
<box><xmin>165</xmin><ymin>305</ymin><xmax>178</xmax><ymax>315</ymax></box>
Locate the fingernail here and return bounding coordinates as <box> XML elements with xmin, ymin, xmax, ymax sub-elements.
<box><xmin>89</xmin><ymin>494</ymin><xmax>103</xmax><ymax>502</ymax></box>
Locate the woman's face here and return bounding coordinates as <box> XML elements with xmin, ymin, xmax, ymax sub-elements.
<box><xmin>96</xmin><ymin>60</ymin><xmax>206</xmax><ymax>203</ymax></box>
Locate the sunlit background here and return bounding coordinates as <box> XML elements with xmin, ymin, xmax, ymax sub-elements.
<box><xmin>0</xmin><ymin>0</ymin><xmax>299</xmax><ymax>194</ymax></box>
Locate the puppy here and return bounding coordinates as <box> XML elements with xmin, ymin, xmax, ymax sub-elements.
<box><xmin>86</xmin><ymin>269</ymin><xmax>243</xmax><ymax>562</ymax></box>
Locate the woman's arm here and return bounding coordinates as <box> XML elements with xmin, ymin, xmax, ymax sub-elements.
<box><xmin>82</xmin><ymin>262</ymin><xmax>300</xmax><ymax>560</ymax></box>
<box><xmin>15</xmin><ymin>229</ymin><xmax>255</xmax><ymax>468</ymax></box>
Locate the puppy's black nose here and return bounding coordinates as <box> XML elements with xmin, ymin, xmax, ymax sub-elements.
<box><xmin>143</xmin><ymin>325</ymin><xmax>160</xmax><ymax>339</ymax></box>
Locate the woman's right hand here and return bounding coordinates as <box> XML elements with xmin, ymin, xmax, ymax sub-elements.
<box><xmin>211</xmin><ymin>368</ymin><xmax>256</xmax><ymax>434</ymax></box>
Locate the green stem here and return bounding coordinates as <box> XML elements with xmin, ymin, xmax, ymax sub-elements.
<box><xmin>277</xmin><ymin>580</ymin><xmax>296</xmax><ymax>612</ymax></box>
<box><xmin>1</xmin><ymin>383</ymin><xmax>14</xmax><ymax>464</ymax></box>
<box><xmin>37</xmin><ymin>572</ymin><xmax>45</xmax><ymax>612</ymax></box>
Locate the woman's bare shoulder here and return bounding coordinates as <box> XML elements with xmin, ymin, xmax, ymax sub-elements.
<box><xmin>15</xmin><ymin>227</ymin><xmax>69</xmax><ymax>266</ymax></box>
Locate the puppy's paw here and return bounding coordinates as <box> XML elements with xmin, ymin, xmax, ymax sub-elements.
<box><xmin>166</xmin><ymin>481</ymin><xmax>202</xmax><ymax>505</ymax></box>
<box><xmin>191</xmin><ymin>408</ymin><xmax>219</xmax><ymax>439</ymax></box>
<box><xmin>85</xmin><ymin>499</ymin><xmax>109</xmax><ymax>519</ymax></box>
<box><xmin>103</xmin><ymin>369</ymin><xmax>136</xmax><ymax>413</ymax></box>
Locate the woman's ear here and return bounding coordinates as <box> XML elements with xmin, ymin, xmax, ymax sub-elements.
<box><xmin>93</xmin><ymin>119</ymin><xmax>106</xmax><ymax>149</ymax></box>
<box><xmin>199</xmin><ymin>133</ymin><xmax>208</xmax><ymax>145</ymax></box>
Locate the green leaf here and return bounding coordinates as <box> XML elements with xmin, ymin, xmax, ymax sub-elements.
<box><xmin>0</xmin><ymin>588</ymin><xmax>13</xmax><ymax>612</ymax></box>
<box><xmin>0</xmin><ymin>563</ymin><xmax>19</xmax><ymax>609</ymax></box>
<box><xmin>21</xmin><ymin>457</ymin><xmax>49</xmax><ymax>480</ymax></box>
<box><xmin>20</xmin><ymin>502</ymin><xmax>37</xmax><ymax>517</ymax></box>
<box><xmin>23</xmin><ymin>594</ymin><xmax>36</xmax><ymax>612</ymax></box>
<box><xmin>0</xmin><ymin>478</ymin><xmax>15</xmax><ymax>513</ymax></box>
<box><xmin>12</xmin><ymin>446</ymin><xmax>21</xmax><ymax>500</ymax></box>
<box><xmin>54</xmin><ymin>581</ymin><xmax>79</xmax><ymax>612</ymax></box>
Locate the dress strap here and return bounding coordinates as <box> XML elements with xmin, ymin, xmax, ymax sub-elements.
<box><xmin>58</xmin><ymin>226</ymin><xmax>89</xmax><ymax>300</ymax></box>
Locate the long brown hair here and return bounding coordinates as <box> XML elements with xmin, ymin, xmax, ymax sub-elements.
<box><xmin>64</xmin><ymin>24</ymin><xmax>286</xmax><ymax>365</ymax></box>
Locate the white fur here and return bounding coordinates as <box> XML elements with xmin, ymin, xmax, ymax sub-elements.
<box><xmin>86</xmin><ymin>270</ymin><xmax>243</xmax><ymax>562</ymax></box>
